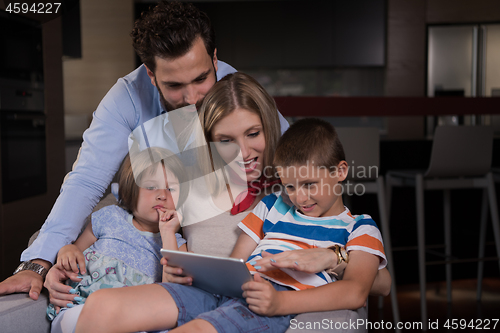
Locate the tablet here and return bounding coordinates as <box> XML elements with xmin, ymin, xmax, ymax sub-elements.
<box><xmin>160</xmin><ymin>249</ymin><xmax>253</xmax><ymax>298</ymax></box>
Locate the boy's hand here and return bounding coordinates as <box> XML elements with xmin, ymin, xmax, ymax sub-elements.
<box><xmin>57</xmin><ymin>244</ymin><xmax>86</xmax><ymax>275</ymax></box>
<box><xmin>242</xmin><ymin>273</ymin><xmax>282</xmax><ymax>316</ymax></box>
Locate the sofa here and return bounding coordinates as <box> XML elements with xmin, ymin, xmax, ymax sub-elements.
<box><xmin>0</xmin><ymin>194</ymin><xmax>367</xmax><ymax>333</ymax></box>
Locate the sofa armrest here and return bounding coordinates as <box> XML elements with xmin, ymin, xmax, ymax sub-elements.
<box><xmin>0</xmin><ymin>290</ymin><xmax>51</xmax><ymax>333</ymax></box>
<box><xmin>3</xmin><ymin>193</ymin><xmax>119</xmax><ymax>333</ymax></box>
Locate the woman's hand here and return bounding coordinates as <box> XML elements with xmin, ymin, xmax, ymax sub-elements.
<box><xmin>252</xmin><ymin>248</ymin><xmax>336</xmax><ymax>274</ymax></box>
<box><xmin>43</xmin><ymin>264</ymin><xmax>82</xmax><ymax>313</ymax></box>
<box><xmin>242</xmin><ymin>273</ymin><xmax>283</xmax><ymax>316</ymax></box>
<box><xmin>160</xmin><ymin>257</ymin><xmax>192</xmax><ymax>285</ymax></box>
<box><xmin>56</xmin><ymin>244</ymin><xmax>86</xmax><ymax>275</ymax></box>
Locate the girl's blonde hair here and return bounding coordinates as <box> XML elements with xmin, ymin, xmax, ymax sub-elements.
<box><xmin>197</xmin><ymin>72</ymin><xmax>281</xmax><ymax>194</ymax></box>
<box><xmin>118</xmin><ymin>147</ymin><xmax>188</xmax><ymax>213</ymax></box>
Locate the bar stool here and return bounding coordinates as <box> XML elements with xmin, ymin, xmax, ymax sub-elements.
<box><xmin>476</xmin><ymin>167</ymin><xmax>500</xmax><ymax>300</ymax></box>
<box><xmin>385</xmin><ymin>126</ymin><xmax>500</xmax><ymax>329</ymax></box>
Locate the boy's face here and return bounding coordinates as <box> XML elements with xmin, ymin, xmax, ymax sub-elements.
<box><xmin>278</xmin><ymin>162</ymin><xmax>348</xmax><ymax>218</ymax></box>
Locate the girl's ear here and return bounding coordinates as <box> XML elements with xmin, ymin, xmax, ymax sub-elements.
<box><xmin>337</xmin><ymin>161</ymin><xmax>348</xmax><ymax>182</ymax></box>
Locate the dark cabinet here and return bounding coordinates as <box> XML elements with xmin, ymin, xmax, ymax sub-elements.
<box><xmin>200</xmin><ymin>0</ymin><xmax>386</xmax><ymax>69</ymax></box>
<box><xmin>135</xmin><ymin>0</ymin><xmax>386</xmax><ymax>70</ymax></box>
<box><xmin>0</xmin><ymin>12</ymin><xmax>65</xmax><ymax>280</ymax></box>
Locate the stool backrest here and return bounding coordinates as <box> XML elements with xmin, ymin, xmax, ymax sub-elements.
<box><xmin>425</xmin><ymin>126</ymin><xmax>493</xmax><ymax>178</ymax></box>
<box><xmin>336</xmin><ymin>127</ymin><xmax>380</xmax><ymax>181</ymax></box>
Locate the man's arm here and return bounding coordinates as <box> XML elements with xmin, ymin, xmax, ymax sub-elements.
<box><xmin>21</xmin><ymin>76</ymin><xmax>140</xmax><ymax>265</ymax></box>
<box><xmin>0</xmin><ymin>259</ymin><xmax>51</xmax><ymax>300</ymax></box>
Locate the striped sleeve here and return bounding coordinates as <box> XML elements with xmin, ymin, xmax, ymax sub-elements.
<box><xmin>345</xmin><ymin>218</ymin><xmax>387</xmax><ymax>269</ymax></box>
<box><xmin>239</xmin><ymin>212</ymin><xmax>265</xmax><ymax>243</ymax></box>
<box><xmin>238</xmin><ymin>193</ymin><xmax>278</xmax><ymax>243</ymax></box>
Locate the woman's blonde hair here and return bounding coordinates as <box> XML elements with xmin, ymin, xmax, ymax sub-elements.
<box><xmin>197</xmin><ymin>72</ymin><xmax>281</xmax><ymax>194</ymax></box>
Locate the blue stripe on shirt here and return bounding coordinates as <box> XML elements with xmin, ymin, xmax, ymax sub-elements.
<box><xmin>261</xmin><ymin>193</ymin><xmax>279</xmax><ymax>211</ymax></box>
<box><xmin>290</xmin><ymin>210</ymin><xmax>351</xmax><ymax>227</ymax></box>
<box><xmin>247</xmin><ymin>249</ymin><xmax>284</xmax><ymax>262</ymax></box>
<box><xmin>352</xmin><ymin>218</ymin><xmax>379</xmax><ymax>233</ymax></box>
<box><xmin>263</xmin><ymin>220</ymin><xmax>349</xmax><ymax>243</ymax></box>
<box><xmin>273</xmin><ymin>195</ymin><xmax>293</xmax><ymax>215</ymax></box>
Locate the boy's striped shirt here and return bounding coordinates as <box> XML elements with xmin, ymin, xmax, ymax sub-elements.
<box><xmin>238</xmin><ymin>191</ymin><xmax>386</xmax><ymax>291</ymax></box>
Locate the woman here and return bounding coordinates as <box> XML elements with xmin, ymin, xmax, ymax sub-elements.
<box><xmin>71</xmin><ymin>73</ymin><xmax>390</xmax><ymax>333</ymax></box>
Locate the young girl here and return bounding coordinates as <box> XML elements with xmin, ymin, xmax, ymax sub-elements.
<box><xmin>46</xmin><ymin>147</ymin><xmax>188</xmax><ymax>333</ymax></box>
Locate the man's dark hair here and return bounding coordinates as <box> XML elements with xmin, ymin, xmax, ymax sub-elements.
<box><xmin>131</xmin><ymin>1</ymin><xmax>216</xmax><ymax>72</ymax></box>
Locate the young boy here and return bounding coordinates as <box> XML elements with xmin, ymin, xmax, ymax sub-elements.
<box><xmin>232</xmin><ymin>117</ymin><xmax>387</xmax><ymax>316</ymax></box>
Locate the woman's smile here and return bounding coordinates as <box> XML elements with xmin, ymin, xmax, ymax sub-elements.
<box><xmin>236</xmin><ymin>157</ymin><xmax>259</xmax><ymax>173</ymax></box>
<box><xmin>211</xmin><ymin>108</ymin><xmax>265</xmax><ymax>183</ymax></box>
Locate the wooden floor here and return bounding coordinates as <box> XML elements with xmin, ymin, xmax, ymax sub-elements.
<box><xmin>367</xmin><ymin>278</ymin><xmax>500</xmax><ymax>332</ymax></box>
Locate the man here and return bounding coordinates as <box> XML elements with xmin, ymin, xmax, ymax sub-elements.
<box><xmin>0</xmin><ymin>0</ymin><xmax>289</xmax><ymax>300</ymax></box>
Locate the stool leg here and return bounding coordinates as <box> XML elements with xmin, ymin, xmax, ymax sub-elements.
<box><xmin>416</xmin><ymin>174</ymin><xmax>427</xmax><ymax>329</ymax></box>
<box><xmin>386</xmin><ymin>174</ymin><xmax>394</xmax><ymax>224</ymax></box>
<box><xmin>486</xmin><ymin>173</ymin><xmax>500</xmax><ymax>272</ymax></box>
<box><xmin>444</xmin><ymin>189</ymin><xmax>452</xmax><ymax>303</ymax></box>
<box><xmin>377</xmin><ymin>177</ymin><xmax>400</xmax><ymax>331</ymax></box>
<box><xmin>477</xmin><ymin>189</ymin><xmax>488</xmax><ymax>301</ymax></box>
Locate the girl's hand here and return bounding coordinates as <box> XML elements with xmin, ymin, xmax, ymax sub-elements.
<box><xmin>252</xmin><ymin>248</ymin><xmax>336</xmax><ymax>274</ymax></box>
<box><xmin>160</xmin><ymin>257</ymin><xmax>192</xmax><ymax>285</ymax></box>
<box><xmin>44</xmin><ymin>264</ymin><xmax>82</xmax><ymax>312</ymax></box>
<box><xmin>56</xmin><ymin>244</ymin><xmax>86</xmax><ymax>275</ymax></box>
<box><xmin>242</xmin><ymin>273</ymin><xmax>282</xmax><ymax>316</ymax></box>
<box><xmin>157</xmin><ymin>209</ymin><xmax>181</xmax><ymax>234</ymax></box>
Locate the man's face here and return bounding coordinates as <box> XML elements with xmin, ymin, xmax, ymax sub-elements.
<box><xmin>146</xmin><ymin>37</ymin><xmax>218</xmax><ymax>111</ymax></box>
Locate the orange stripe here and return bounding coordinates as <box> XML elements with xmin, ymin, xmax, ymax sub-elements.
<box><xmin>246</xmin><ymin>263</ymin><xmax>256</xmax><ymax>271</ymax></box>
<box><xmin>346</xmin><ymin>234</ymin><xmax>385</xmax><ymax>255</ymax></box>
<box><xmin>246</xmin><ymin>263</ymin><xmax>315</xmax><ymax>290</ymax></box>
<box><xmin>267</xmin><ymin>238</ymin><xmax>316</xmax><ymax>250</ymax></box>
<box><xmin>242</xmin><ymin>212</ymin><xmax>265</xmax><ymax>240</ymax></box>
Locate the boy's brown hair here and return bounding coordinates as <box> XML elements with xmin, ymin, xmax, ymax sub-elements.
<box><xmin>274</xmin><ymin>118</ymin><xmax>345</xmax><ymax>170</ymax></box>
<box><xmin>118</xmin><ymin>147</ymin><xmax>188</xmax><ymax>213</ymax></box>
